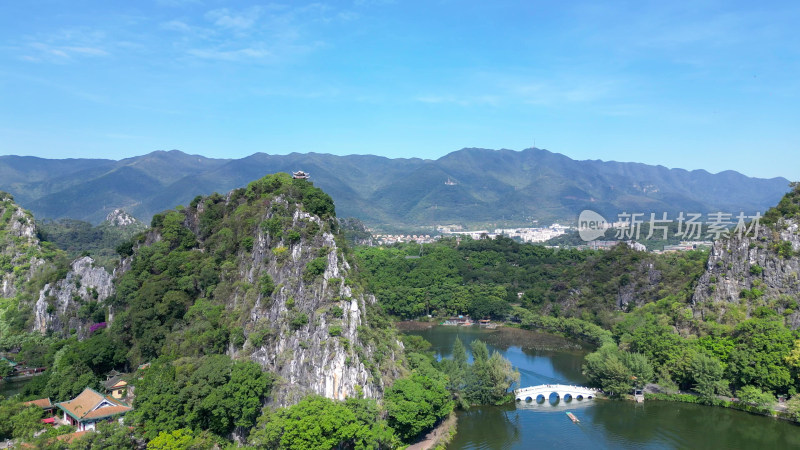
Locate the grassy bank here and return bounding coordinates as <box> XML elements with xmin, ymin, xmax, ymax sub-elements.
<box><xmin>644</xmin><ymin>393</ymin><xmax>799</xmax><ymax>424</ymax></box>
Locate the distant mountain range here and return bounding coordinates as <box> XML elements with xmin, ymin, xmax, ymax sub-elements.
<box><xmin>0</xmin><ymin>148</ymin><xmax>791</xmax><ymax>228</ymax></box>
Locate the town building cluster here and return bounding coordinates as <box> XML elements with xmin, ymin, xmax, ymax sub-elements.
<box><xmin>438</xmin><ymin>224</ymin><xmax>570</xmax><ymax>242</ymax></box>
<box><xmin>659</xmin><ymin>241</ymin><xmax>714</xmax><ymax>253</ymax></box>
<box><xmin>492</xmin><ymin>224</ymin><xmax>570</xmax><ymax>242</ymax></box>
<box><xmin>373</xmin><ymin>234</ymin><xmax>438</xmax><ymax>245</ymax></box>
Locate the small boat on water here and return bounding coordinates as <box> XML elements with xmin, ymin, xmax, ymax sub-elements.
<box><xmin>566</xmin><ymin>412</ymin><xmax>579</xmax><ymax>423</ymax></box>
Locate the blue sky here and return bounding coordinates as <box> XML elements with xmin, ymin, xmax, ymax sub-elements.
<box><xmin>1</xmin><ymin>0</ymin><xmax>798</xmax><ymax>180</ymax></box>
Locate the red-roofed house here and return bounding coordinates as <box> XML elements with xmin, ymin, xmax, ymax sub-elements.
<box><xmin>55</xmin><ymin>387</ymin><xmax>132</xmax><ymax>431</ymax></box>
<box><xmin>23</xmin><ymin>397</ymin><xmax>54</xmax><ymax>412</ymax></box>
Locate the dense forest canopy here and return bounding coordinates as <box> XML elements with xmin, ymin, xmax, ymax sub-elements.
<box><xmin>357</xmin><ymin>236</ymin><xmax>707</xmax><ymax>328</ymax></box>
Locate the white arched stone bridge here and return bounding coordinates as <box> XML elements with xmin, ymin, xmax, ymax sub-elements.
<box><xmin>514</xmin><ymin>384</ymin><xmax>600</xmax><ymax>402</ymax></box>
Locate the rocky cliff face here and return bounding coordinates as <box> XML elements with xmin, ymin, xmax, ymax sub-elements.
<box><xmin>2</xmin><ymin>175</ymin><xmax>403</xmax><ymax>406</ymax></box>
<box><xmin>33</xmin><ymin>256</ymin><xmax>115</xmax><ymax>336</ymax></box>
<box><xmin>105</xmin><ymin>209</ymin><xmax>138</xmax><ymax>227</ymax></box>
<box><xmin>127</xmin><ymin>175</ymin><xmax>403</xmax><ymax>407</ymax></box>
<box><xmin>242</xmin><ymin>205</ymin><xmax>396</xmax><ymax>406</ymax></box>
<box><xmin>0</xmin><ymin>193</ymin><xmax>46</xmax><ymax>298</ymax></box>
<box><xmin>692</xmin><ymin>219</ymin><xmax>800</xmax><ymax>328</ymax></box>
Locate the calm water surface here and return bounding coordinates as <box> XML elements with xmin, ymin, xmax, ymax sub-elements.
<box><xmin>0</xmin><ymin>377</ymin><xmax>31</xmax><ymax>398</ymax></box>
<box><xmin>406</xmin><ymin>325</ymin><xmax>800</xmax><ymax>450</ymax></box>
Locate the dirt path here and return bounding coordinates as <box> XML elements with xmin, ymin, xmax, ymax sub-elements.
<box><xmin>407</xmin><ymin>412</ymin><xmax>457</xmax><ymax>450</ymax></box>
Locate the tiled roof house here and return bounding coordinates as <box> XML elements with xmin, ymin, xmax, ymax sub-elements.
<box><xmin>23</xmin><ymin>397</ymin><xmax>53</xmax><ymax>409</ymax></box>
<box><xmin>55</xmin><ymin>387</ymin><xmax>132</xmax><ymax>431</ymax></box>
<box><xmin>22</xmin><ymin>397</ymin><xmax>56</xmax><ymax>415</ymax></box>
<box><xmin>103</xmin><ymin>373</ymin><xmax>129</xmax><ymax>399</ymax></box>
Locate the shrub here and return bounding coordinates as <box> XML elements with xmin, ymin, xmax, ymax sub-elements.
<box><xmin>303</xmin><ymin>257</ymin><xmax>327</xmax><ymax>282</ymax></box>
<box><xmin>231</xmin><ymin>327</ymin><xmax>245</xmax><ymax>348</ymax></box>
<box><xmin>272</xmin><ymin>246</ymin><xmax>288</xmax><ymax>260</ymax></box>
<box><xmin>291</xmin><ymin>313</ymin><xmax>309</xmax><ymax>330</ymax></box>
<box><xmin>250</xmin><ymin>329</ymin><xmax>271</xmax><ymax>347</ymax></box>
<box><xmin>260</xmin><ymin>273</ymin><xmax>276</xmax><ymax>297</ymax></box>
<box><xmin>262</xmin><ymin>217</ymin><xmax>284</xmax><ymax>240</ymax></box>
<box><xmin>242</xmin><ymin>236</ymin><xmax>255</xmax><ymax>252</ymax></box>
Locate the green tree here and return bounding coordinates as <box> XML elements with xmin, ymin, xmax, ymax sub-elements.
<box><xmin>0</xmin><ymin>397</ymin><xmax>23</xmax><ymax>440</ymax></box>
<box><xmin>131</xmin><ymin>356</ymin><xmax>272</xmax><ymax>440</ymax></box>
<box><xmin>68</xmin><ymin>422</ymin><xmax>136</xmax><ymax>449</ymax></box>
<box><xmin>146</xmin><ymin>428</ymin><xmax>221</xmax><ymax>449</ymax></box>
<box><xmin>784</xmin><ymin>339</ymin><xmax>800</xmax><ymax>384</ymax></box>
<box><xmin>44</xmin><ymin>344</ymin><xmax>102</xmax><ymax>402</ymax></box>
<box><xmin>201</xmin><ymin>360</ymin><xmax>273</xmax><ymax>434</ymax></box>
<box><xmin>463</xmin><ymin>340</ymin><xmax>519</xmax><ymax>405</ymax></box>
<box><xmin>78</xmin><ymin>330</ymin><xmax>127</xmax><ymax>375</ymax></box>
<box><xmin>622</xmin><ymin>352</ymin><xmax>654</xmax><ymax>388</ymax></box>
<box><xmin>691</xmin><ymin>353</ymin><xmax>728</xmax><ymax>399</ymax></box>
<box><xmin>736</xmin><ymin>385</ymin><xmax>775</xmax><ymax>409</ymax></box>
<box><xmin>260</xmin><ymin>273</ymin><xmax>275</xmax><ymax>297</ymax></box>
<box><xmin>440</xmin><ymin>337</ymin><xmax>469</xmax><ymax>400</ymax></box>
<box><xmin>582</xmin><ymin>344</ymin><xmax>634</xmax><ymax>396</ymax></box>
<box><xmin>385</xmin><ymin>374</ymin><xmax>453</xmax><ymax>441</ymax></box>
<box><xmin>726</xmin><ymin>318</ymin><xmax>793</xmax><ymax>393</ymax></box>
<box><xmin>785</xmin><ymin>395</ymin><xmax>800</xmax><ymax>421</ymax></box>
<box><xmin>11</xmin><ymin>405</ymin><xmax>45</xmax><ymax>440</ymax></box>
<box><xmin>0</xmin><ymin>359</ymin><xmax>13</xmax><ymax>377</ymax></box>
<box><xmin>251</xmin><ymin>395</ymin><xmax>397</xmax><ymax>449</ymax></box>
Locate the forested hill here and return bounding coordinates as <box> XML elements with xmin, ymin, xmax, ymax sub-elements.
<box><xmin>1</xmin><ymin>173</ymin><xmax>404</xmax><ymax>409</ymax></box>
<box><xmin>0</xmin><ymin>148</ymin><xmax>789</xmax><ymax>228</ymax></box>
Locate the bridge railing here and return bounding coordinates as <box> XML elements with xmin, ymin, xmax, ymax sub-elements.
<box><xmin>513</xmin><ymin>384</ymin><xmax>599</xmax><ymax>395</ymax></box>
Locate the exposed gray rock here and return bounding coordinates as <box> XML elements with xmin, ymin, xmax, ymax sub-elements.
<box><xmin>105</xmin><ymin>209</ymin><xmax>138</xmax><ymax>227</ymax></box>
<box><xmin>34</xmin><ymin>256</ymin><xmax>115</xmax><ymax>336</ymax></box>
<box><xmin>0</xmin><ymin>197</ymin><xmax>45</xmax><ymax>298</ymax></box>
<box><xmin>228</xmin><ymin>201</ymin><xmax>399</xmax><ymax>406</ymax></box>
<box><xmin>691</xmin><ymin>219</ymin><xmax>800</xmax><ymax>327</ymax></box>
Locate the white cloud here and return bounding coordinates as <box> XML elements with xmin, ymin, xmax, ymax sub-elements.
<box><xmin>354</xmin><ymin>0</ymin><xmax>396</xmax><ymax>6</ymax></box>
<box><xmin>156</xmin><ymin>0</ymin><xmax>201</xmax><ymax>7</ymax></box>
<box><xmin>16</xmin><ymin>27</ymin><xmax>112</xmax><ymax>63</ymax></box>
<box><xmin>158</xmin><ymin>3</ymin><xmax>357</xmax><ymax>65</ymax></box>
<box><xmin>187</xmin><ymin>47</ymin><xmax>272</xmax><ymax>61</ymax></box>
<box><xmin>160</xmin><ymin>20</ymin><xmax>192</xmax><ymax>33</ymax></box>
<box><xmin>414</xmin><ymin>94</ymin><xmax>500</xmax><ymax>107</ymax></box>
<box><xmin>413</xmin><ymin>74</ymin><xmax>621</xmax><ymax>109</ymax></box>
<box><xmin>205</xmin><ymin>7</ymin><xmax>263</xmax><ymax>30</ymax></box>
<box><xmin>25</xmin><ymin>42</ymin><xmax>108</xmax><ymax>62</ymax></box>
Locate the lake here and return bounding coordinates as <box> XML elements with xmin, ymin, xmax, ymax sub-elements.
<box><xmin>405</xmin><ymin>325</ymin><xmax>800</xmax><ymax>449</ymax></box>
<box><xmin>0</xmin><ymin>376</ymin><xmax>31</xmax><ymax>398</ymax></box>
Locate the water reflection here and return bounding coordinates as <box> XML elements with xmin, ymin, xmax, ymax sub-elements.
<box><xmin>514</xmin><ymin>396</ymin><xmax>595</xmax><ymax>411</ymax></box>
<box><xmin>454</xmin><ymin>404</ymin><xmax>523</xmax><ymax>450</ymax></box>
<box><xmin>0</xmin><ymin>378</ymin><xmax>30</xmax><ymax>398</ymax></box>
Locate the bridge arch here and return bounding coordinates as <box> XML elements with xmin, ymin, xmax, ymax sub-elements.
<box><xmin>513</xmin><ymin>384</ymin><xmax>599</xmax><ymax>403</ymax></box>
